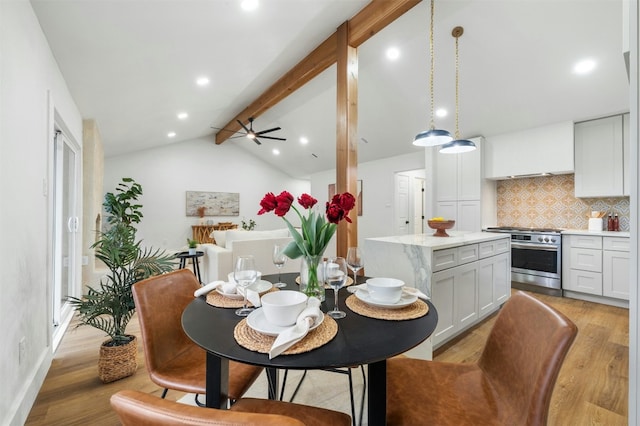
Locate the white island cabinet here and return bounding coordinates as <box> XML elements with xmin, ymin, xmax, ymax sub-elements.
<box><xmin>364</xmin><ymin>231</ymin><xmax>511</xmax><ymax>357</ymax></box>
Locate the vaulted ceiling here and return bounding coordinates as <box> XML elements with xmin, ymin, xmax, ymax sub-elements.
<box><xmin>32</xmin><ymin>0</ymin><xmax>629</xmax><ymax>179</ymax></box>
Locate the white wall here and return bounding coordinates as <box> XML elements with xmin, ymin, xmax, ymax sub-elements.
<box><xmin>0</xmin><ymin>1</ymin><xmax>83</xmax><ymax>424</ymax></box>
<box><xmin>310</xmin><ymin>151</ymin><xmax>425</xmax><ymax>256</ymax></box>
<box><xmin>104</xmin><ymin>138</ymin><xmax>310</xmax><ymax>251</ymax></box>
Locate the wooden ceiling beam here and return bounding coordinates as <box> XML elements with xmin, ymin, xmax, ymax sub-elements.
<box><xmin>215</xmin><ymin>0</ymin><xmax>422</xmax><ymax>145</ymax></box>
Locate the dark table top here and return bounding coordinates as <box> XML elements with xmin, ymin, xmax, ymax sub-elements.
<box><xmin>182</xmin><ymin>273</ymin><xmax>438</xmax><ymax>370</ymax></box>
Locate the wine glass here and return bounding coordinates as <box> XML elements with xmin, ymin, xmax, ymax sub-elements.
<box><xmin>272</xmin><ymin>244</ymin><xmax>288</xmax><ymax>288</ymax></box>
<box><xmin>325</xmin><ymin>257</ymin><xmax>348</xmax><ymax>319</ymax></box>
<box><xmin>346</xmin><ymin>247</ymin><xmax>364</xmax><ymax>285</ymax></box>
<box><xmin>234</xmin><ymin>255</ymin><xmax>258</xmax><ymax>317</ymax></box>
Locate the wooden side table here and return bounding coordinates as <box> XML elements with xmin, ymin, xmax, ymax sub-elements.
<box><xmin>192</xmin><ymin>224</ymin><xmax>239</xmax><ymax>244</ymax></box>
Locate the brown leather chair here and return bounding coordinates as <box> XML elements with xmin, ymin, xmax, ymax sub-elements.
<box><xmin>132</xmin><ymin>269</ymin><xmax>262</xmax><ymax>404</ymax></box>
<box><xmin>110</xmin><ymin>389</ymin><xmax>352</xmax><ymax>426</ymax></box>
<box><xmin>386</xmin><ymin>291</ymin><xmax>578</xmax><ymax>425</ymax></box>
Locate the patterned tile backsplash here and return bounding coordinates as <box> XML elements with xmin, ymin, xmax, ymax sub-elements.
<box><xmin>496</xmin><ymin>174</ymin><xmax>630</xmax><ymax>231</ymax></box>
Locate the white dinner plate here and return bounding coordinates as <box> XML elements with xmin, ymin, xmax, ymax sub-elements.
<box><xmin>246</xmin><ymin>308</ymin><xmax>324</xmax><ymax>337</ymax></box>
<box><xmin>216</xmin><ymin>280</ymin><xmax>273</xmax><ymax>300</ymax></box>
<box><xmin>354</xmin><ymin>289</ymin><xmax>418</xmax><ymax>309</ymax></box>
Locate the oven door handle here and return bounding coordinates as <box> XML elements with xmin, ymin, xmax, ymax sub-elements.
<box><xmin>511</xmin><ymin>243</ymin><xmax>559</xmax><ymax>252</ymax></box>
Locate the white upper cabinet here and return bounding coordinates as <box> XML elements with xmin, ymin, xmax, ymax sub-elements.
<box><xmin>435</xmin><ymin>137</ymin><xmax>482</xmax><ymax>202</ymax></box>
<box><xmin>484</xmin><ymin>122</ymin><xmax>574</xmax><ymax>179</ymax></box>
<box><xmin>574</xmin><ymin>115</ymin><xmax>625</xmax><ymax>197</ymax></box>
<box><xmin>434</xmin><ymin>137</ymin><xmax>487</xmax><ymax>231</ymax></box>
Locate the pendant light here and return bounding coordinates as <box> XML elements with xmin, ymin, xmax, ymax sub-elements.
<box><xmin>413</xmin><ymin>0</ymin><xmax>453</xmax><ymax>147</ymax></box>
<box><xmin>440</xmin><ymin>26</ymin><xmax>476</xmax><ymax>154</ymax></box>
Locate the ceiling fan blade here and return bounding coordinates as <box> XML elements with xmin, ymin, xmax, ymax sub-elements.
<box><xmin>258</xmin><ymin>135</ymin><xmax>287</xmax><ymax>141</ymax></box>
<box><xmin>236</xmin><ymin>119</ymin><xmax>251</xmax><ymax>134</ymax></box>
<box><xmin>253</xmin><ymin>138</ymin><xmax>262</xmax><ymax>145</ymax></box>
<box><xmin>255</xmin><ymin>127</ymin><xmax>282</xmax><ymax>135</ymax></box>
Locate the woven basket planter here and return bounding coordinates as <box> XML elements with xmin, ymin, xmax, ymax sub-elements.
<box><xmin>98</xmin><ymin>335</ymin><xmax>138</xmax><ymax>383</ymax></box>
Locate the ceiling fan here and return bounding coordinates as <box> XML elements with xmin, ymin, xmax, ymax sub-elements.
<box><xmin>215</xmin><ymin>117</ymin><xmax>286</xmax><ymax>145</ymax></box>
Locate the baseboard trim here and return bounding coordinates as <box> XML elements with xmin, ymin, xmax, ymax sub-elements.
<box><xmin>6</xmin><ymin>348</ymin><xmax>52</xmax><ymax>426</ymax></box>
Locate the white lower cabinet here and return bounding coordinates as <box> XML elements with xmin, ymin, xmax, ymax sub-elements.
<box><xmin>478</xmin><ymin>252</ymin><xmax>510</xmax><ymax>318</ymax></box>
<box><xmin>603</xmin><ymin>248</ymin><xmax>630</xmax><ymax>299</ymax></box>
<box><xmin>432</xmin><ymin>242</ymin><xmax>510</xmax><ymax>348</ymax></box>
<box><xmin>563</xmin><ymin>234</ymin><xmax>629</xmax><ymax>302</ymax></box>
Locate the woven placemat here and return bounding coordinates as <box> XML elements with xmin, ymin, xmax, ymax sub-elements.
<box><xmin>234</xmin><ymin>315</ymin><xmax>338</xmax><ymax>355</ymax></box>
<box><xmin>206</xmin><ymin>287</ymin><xmax>278</xmax><ymax>309</ymax></box>
<box><xmin>294</xmin><ymin>275</ymin><xmax>354</xmax><ymax>288</ymax></box>
<box><xmin>345</xmin><ymin>294</ymin><xmax>429</xmax><ymax>321</ymax></box>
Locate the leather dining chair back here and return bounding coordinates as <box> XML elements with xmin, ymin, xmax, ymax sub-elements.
<box><xmin>110</xmin><ymin>389</ymin><xmax>352</xmax><ymax>426</ymax></box>
<box><xmin>132</xmin><ymin>269</ymin><xmax>262</xmax><ymax>402</ymax></box>
<box><xmin>386</xmin><ymin>291</ymin><xmax>578</xmax><ymax>425</ymax></box>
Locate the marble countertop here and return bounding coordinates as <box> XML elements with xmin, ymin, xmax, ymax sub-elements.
<box><xmin>365</xmin><ymin>231</ymin><xmax>510</xmax><ymax>250</ymax></box>
<box><xmin>561</xmin><ymin>229</ymin><xmax>630</xmax><ymax>238</ymax></box>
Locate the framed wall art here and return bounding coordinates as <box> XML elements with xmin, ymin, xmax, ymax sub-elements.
<box><xmin>186</xmin><ymin>191</ymin><xmax>239</xmax><ymax>216</ymax></box>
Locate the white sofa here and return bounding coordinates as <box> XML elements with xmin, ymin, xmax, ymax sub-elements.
<box><xmin>199</xmin><ymin>228</ymin><xmax>300</xmax><ymax>283</ymax></box>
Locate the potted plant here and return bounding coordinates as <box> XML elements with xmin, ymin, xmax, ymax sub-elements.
<box><xmin>68</xmin><ymin>178</ymin><xmax>175</xmax><ymax>383</ymax></box>
<box><xmin>187</xmin><ymin>238</ymin><xmax>198</xmax><ymax>255</ymax></box>
<box><xmin>241</xmin><ymin>218</ymin><xmax>256</xmax><ymax>231</ymax></box>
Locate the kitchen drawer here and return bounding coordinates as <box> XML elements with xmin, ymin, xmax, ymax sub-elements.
<box><xmin>569</xmin><ymin>247</ymin><xmax>602</xmax><ymax>272</ymax></box>
<box><xmin>564</xmin><ymin>234</ymin><xmax>602</xmax><ymax>249</ymax></box>
<box><xmin>459</xmin><ymin>244</ymin><xmax>479</xmax><ymax>265</ymax></box>
<box><xmin>478</xmin><ymin>238</ymin><xmax>510</xmax><ymax>259</ymax></box>
<box><xmin>432</xmin><ymin>248</ymin><xmax>458</xmax><ymax>272</ymax></box>
<box><xmin>566</xmin><ymin>269</ymin><xmax>603</xmax><ymax>296</ymax></box>
<box><xmin>603</xmin><ymin>237</ymin><xmax>630</xmax><ymax>252</ymax></box>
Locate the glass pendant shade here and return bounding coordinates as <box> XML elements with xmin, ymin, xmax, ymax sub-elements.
<box><xmin>413</xmin><ymin>128</ymin><xmax>453</xmax><ymax>147</ymax></box>
<box><xmin>439</xmin><ymin>138</ymin><xmax>476</xmax><ymax>153</ymax></box>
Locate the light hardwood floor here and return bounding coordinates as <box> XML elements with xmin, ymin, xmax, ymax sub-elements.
<box><xmin>25</xmin><ymin>290</ymin><xmax>628</xmax><ymax>425</ymax></box>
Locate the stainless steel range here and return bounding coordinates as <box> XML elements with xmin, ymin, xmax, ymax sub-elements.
<box><xmin>485</xmin><ymin>227</ymin><xmax>563</xmax><ymax>296</ymax></box>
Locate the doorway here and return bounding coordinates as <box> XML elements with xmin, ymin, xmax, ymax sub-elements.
<box><xmin>394</xmin><ymin>169</ymin><xmax>426</xmax><ymax>235</ymax></box>
<box><xmin>51</xmin><ymin>129</ymin><xmax>81</xmax><ymax>349</ymax></box>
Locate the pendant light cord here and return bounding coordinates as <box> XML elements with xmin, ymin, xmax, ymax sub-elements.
<box><xmin>429</xmin><ymin>0</ymin><xmax>435</xmax><ymax>130</ymax></box>
<box><xmin>452</xmin><ymin>26</ymin><xmax>464</xmax><ymax>139</ymax></box>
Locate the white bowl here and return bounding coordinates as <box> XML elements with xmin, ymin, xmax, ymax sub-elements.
<box><xmin>228</xmin><ymin>271</ymin><xmax>262</xmax><ymax>285</ymax></box>
<box><xmin>260</xmin><ymin>290</ymin><xmax>308</xmax><ymax>327</ymax></box>
<box><xmin>366</xmin><ymin>278</ymin><xmax>404</xmax><ymax>304</ymax></box>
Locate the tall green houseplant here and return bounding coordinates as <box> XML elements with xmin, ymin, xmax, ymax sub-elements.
<box><xmin>69</xmin><ymin>178</ymin><xmax>175</xmax><ymax>346</ymax></box>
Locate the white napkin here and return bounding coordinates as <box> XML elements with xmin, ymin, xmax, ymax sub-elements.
<box><xmin>194</xmin><ymin>281</ymin><xmax>224</xmax><ymax>297</ymax></box>
<box><xmin>221</xmin><ymin>282</ymin><xmax>237</xmax><ymax>294</ymax></box>
<box><xmin>269</xmin><ymin>297</ymin><xmax>322</xmax><ymax>359</ymax></box>
<box><xmin>237</xmin><ymin>285</ymin><xmax>262</xmax><ymax>308</ymax></box>
<box><xmin>347</xmin><ymin>283</ymin><xmax>430</xmax><ymax>301</ymax></box>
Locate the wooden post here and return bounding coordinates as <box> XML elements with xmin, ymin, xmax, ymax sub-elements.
<box><xmin>336</xmin><ymin>22</ymin><xmax>358</xmax><ymax>257</ymax></box>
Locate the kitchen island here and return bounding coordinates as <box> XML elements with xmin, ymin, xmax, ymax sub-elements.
<box><xmin>365</xmin><ymin>231</ymin><xmax>511</xmax><ymax>357</ymax></box>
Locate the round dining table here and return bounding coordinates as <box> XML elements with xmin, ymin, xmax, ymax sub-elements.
<box><xmin>182</xmin><ymin>272</ymin><xmax>438</xmax><ymax>426</ymax></box>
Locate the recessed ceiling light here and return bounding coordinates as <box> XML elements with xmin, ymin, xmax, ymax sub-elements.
<box><xmin>435</xmin><ymin>108</ymin><xmax>447</xmax><ymax>118</ymax></box>
<box><xmin>386</xmin><ymin>47</ymin><xmax>400</xmax><ymax>61</ymax></box>
<box><xmin>241</xmin><ymin>0</ymin><xmax>258</xmax><ymax>11</ymax></box>
<box><xmin>573</xmin><ymin>59</ymin><xmax>596</xmax><ymax>75</ymax></box>
<box><xmin>299</xmin><ymin>136</ymin><xmax>309</xmax><ymax>145</ymax></box>
<box><xmin>177</xmin><ymin>112</ymin><xmax>188</xmax><ymax>120</ymax></box>
<box><xmin>167</xmin><ymin>132</ymin><xmax>176</xmax><ymax>138</ymax></box>
<box><xmin>272</xmin><ymin>148</ymin><xmax>280</xmax><ymax>155</ymax></box>
<box><xmin>196</xmin><ymin>77</ymin><xmax>210</xmax><ymax>86</ymax></box>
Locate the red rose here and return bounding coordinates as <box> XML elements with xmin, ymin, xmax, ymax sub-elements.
<box><xmin>258</xmin><ymin>192</ymin><xmax>278</xmax><ymax>215</ymax></box>
<box><xmin>274</xmin><ymin>191</ymin><xmax>294</xmax><ymax>217</ymax></box>
<box><xmin>326</xmin><ymin>202</ymin><xmax>346</xmax><ymax>224</ymax></box>
<box><xmin>337</xmin><ymin>193</ymin><xmax>355</xmax><ymax>211</ymax></box>
<box><xmin>298</xmin><ymin>193</ymin><xmax>318</xmax><ymax>209</ymax></box>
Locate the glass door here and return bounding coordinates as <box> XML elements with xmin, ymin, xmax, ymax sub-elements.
<box><xmin>52</xmin><ymin>130</ymin><xmax>80</xmax><ymax>337</ymax></box>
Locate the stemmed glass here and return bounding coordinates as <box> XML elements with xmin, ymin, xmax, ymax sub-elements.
<box><xmin>346</xmin><ymin>247</ymin><xmax>364</xmax><ymax>285</ymax></box>
<box><xmin>325</xmin><ymin>257</ymin><xmax>348</xmax><ymax>319</ymax></box>
<box><xmin>234</xmin><ymin>255</ymin><xmax>258</xmax><ymax>317</ymax></box>
<box><xmin>272</xmin><ymin>244</ymin><xmax>288</xmax><ymax>288</ymax></box>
